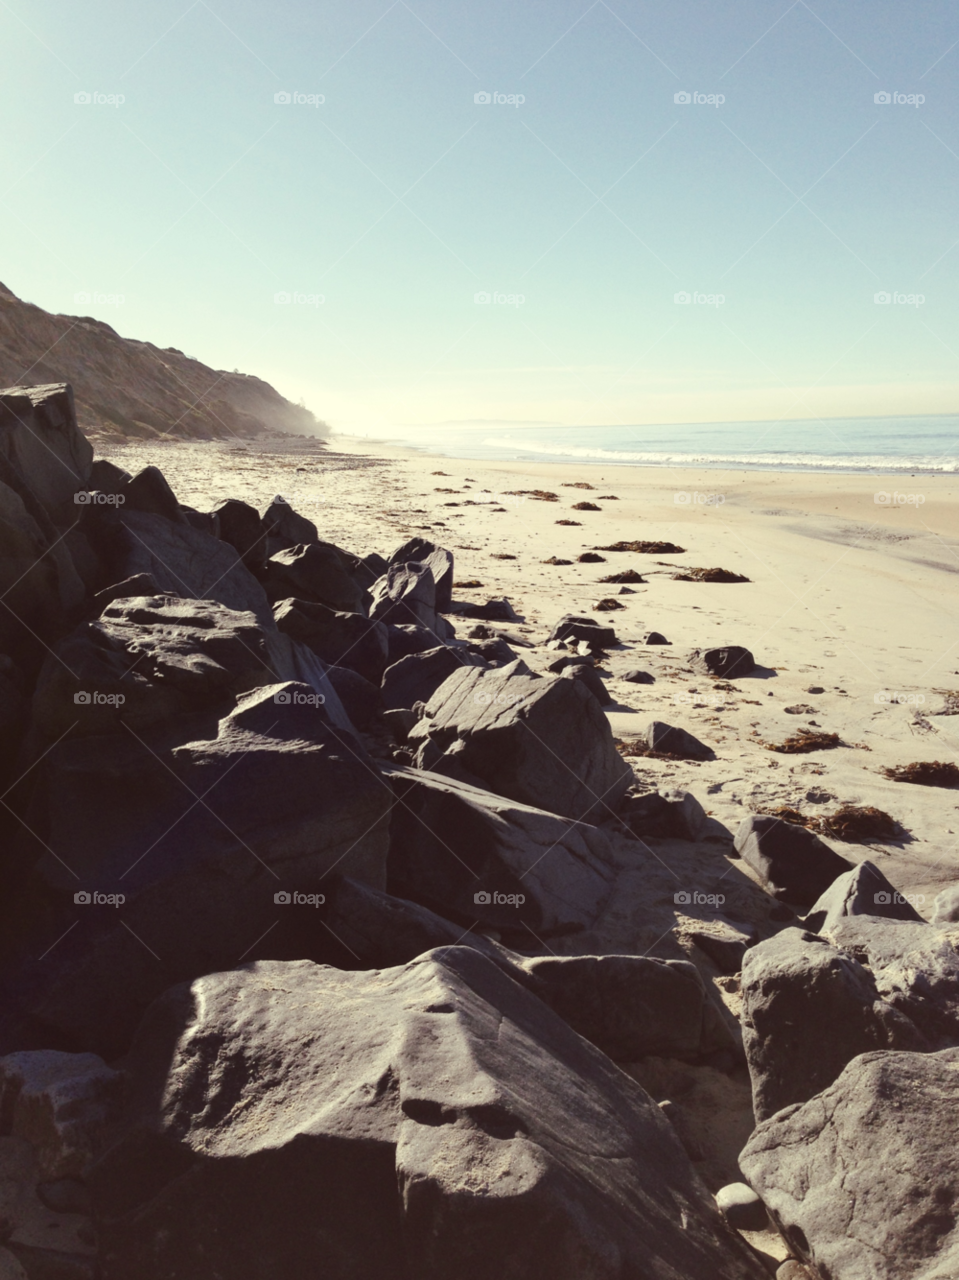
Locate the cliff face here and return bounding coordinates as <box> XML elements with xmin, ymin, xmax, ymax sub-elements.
<box><xmin>0</xmin><ymin>282</ymin><xmax>325</xmax><ymax>443</ymax></box>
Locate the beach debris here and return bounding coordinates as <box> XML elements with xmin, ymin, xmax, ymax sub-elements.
<box><xmin>561</xmin><ymin>481</ymin><xmax>595</xmax><ymax>489</ymax></box>
<box><xmin>555</xmin><ymin>518</ymin><xmax>581</xmax><ymax>525</ymax></box>
<box><xmin>600</xmin><ymin>568</ymin><xmax>645</xmax><ymax>583</ymax></box>
<box><xmin>490</xmin><ymin>552</ymin><xmax>516</xmax><ymax>559</ymax></box>
<box><xmin>595</xmin><ymin>540</ymin><xmax>685</xmax><ymax>554</ymax></box>
<box><xmin>765</xmin><ymin>729</ymin><xmax>841</xmax><ymax>753</ymax></box>
<box><xmin>503</xmin><ymin>489</ymin><xmax>559</xmax><ymax>501</ymax></box>
<box><xmin>453</xmin><ymin>579</ymin><xmax>483</xmax><ymax>588</ymax></box>
<box><xmin>689</xmin><ymin>646</ymin><xmax>756</xmax><ymax>679</ymax></box>
<box><xmin>883</xmin><ymin>760</ymin><xmax>959</xmax><ymax>787</ymax></box>
<box><xmin>672</xmin><ymin>567</ymin><xmax>750</xmax><ymax>583</ymax></box>
<box><xmin>572</xmin><ymin>501</ymin><xmax>601</xmax><ymax>511</ymax></box>
<box><xmin>577</xmin><ymin>551</ymin><xmax>606</xmax><ymax>562</ymax></box>
<box><xmin>596</xmin><ymin>494</ymin><xmax>619</xmax><ymax>500</ymax></box>
<box><xmin>593</xmin><ymin>598</ymin><xmax>625</xmax><ymax>611</ymax></box>
<box><xmin>541</xmin><ymin>556</ymin><xmax>572</xmax><ymax>565</ymax></box>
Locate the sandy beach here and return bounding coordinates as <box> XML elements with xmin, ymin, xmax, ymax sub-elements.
<box><xmin>101</xmin><ymin>432</ymin><xmax>959</xmax><ymax>914</ymax></box>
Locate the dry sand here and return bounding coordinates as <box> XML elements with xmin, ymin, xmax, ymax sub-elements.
<box><xmin>103</xmin><ymin>434</ymin><xmax>959</xmax><ymax>912</ymax></box>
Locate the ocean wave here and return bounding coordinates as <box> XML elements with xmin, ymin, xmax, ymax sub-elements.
<box><xmin>481</xmin><ymin>437</ymin><xmax>959</xmax><ymax>474</ymax></box>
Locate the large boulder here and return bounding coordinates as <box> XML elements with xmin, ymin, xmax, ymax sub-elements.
<box><xmin>646</xmin><ymin>720</ymin><xmax>714</xmax><ymax>761</ymax></box>
<box><xmin>688</xmin><ymin>646</ymin><xmax>755</xmax><ymax>679</ymax></box>
<box><xmin>1</xmin><ymin>682</ymin><xmax>392</xmax><ymax>1056</ymax></box>
<box><xmin>0</xmin><ymin>384</ymin><xmax>92</xmax><ymax>528</ymax></box>
<box><xmin>274</xmin><ymin>597</ymin><xmax>389</xmax><ymax>683</ymax></box>
<box><xmin>385</xmin><ymin>765</ymin><xmax>617</xmax><ymax>934</ymax></box>
<box><xmin>381</xmin><ymin>645</ymin><xmax>485</xmax><ymax>711</ymax></box>
<box><xmin>827</xmin><ymin>916</ymin><xmax>959</xmax><ymax>1049</ymax></box>
<box><xmin>388</xmin><ymin>537</ymin><xmax>454</xmax><ymax>612</ymax></box>
<box><xmin>371</xmin><ymin>560</ymin><xmax>441</xmax><ymax>630</ymax></box>
<box><xmin>740</xmin><ymin>928</ymin><xmax>926</xmax><ymax>1121</ymax></box>
<box><xmin>734</xmin><ymin>814</ymin><xmax>853</xmax><ymax>909</ymax></box>
<box><xmin>90</xmin><ymin>950</ymin><xmax>768</xmax><ymax>1280</ymax></box>
<box><xmin>116</xmin><ymin>510</ymin><xmax>273</xmax><ymax>628</ymax></box>
<box><xmin>264</xmin><ymin>542</ymin><xmax>364</xmax><ymax>614</ymax></box>
<box><xmin>262</xmin><ymin>496</ymin><xmax>317</xmax><ymax>549</ymax></box>
<box><xmin>407</xmin><ymin>661</ymin><xmax>632</xmax><ymax>822</ymax></box>
<box><xmin>804</xmin><ymin>859</ymin><xmax>925</xmax><ymax>934</ymax></box>
<box><xmin>123</xmin><ymin>465</ymin><xmax>183</xmax><ymax>522</ymax></box>
<box><xmin>741</xmin><ymin>1046</ymin><xmax>959</xmax><ymax>1280</ymax></box>
<box><xmin>213</xmin><ymin>498</ymin><xmax>267</xmax><ymax>572</ymax></box>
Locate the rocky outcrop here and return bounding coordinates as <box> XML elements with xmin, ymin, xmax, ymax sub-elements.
<box><xmin>90</xmin><ymin>951</ymin><xmax>768</xmax><ymax>1280</ymax></box>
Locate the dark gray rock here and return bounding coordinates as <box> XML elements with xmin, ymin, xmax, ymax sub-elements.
<box><xmin>385</xmin><ymin>765</ymin><xmax>617</xmax><ymax>933</ymax></box>
<box><xmin>214</xmin><ymin>498</ymin><xmax>267</xmax><ymax>573</ymax></box>
<box><xmin>262</xmin><ymin>496</ymin><xmax>317</xmax><ymax>548</ymax></box>
<box><xmin>465</xmin><ymin>635</ymin><xmax>517</xmax><ymax>666</ymax></box>
<box><xmin>621</xmin><ymin>668</ymin><xmax>654</xmax><ymax>684</ymax></box>
<box><xmin>91</xmin><ymin>573</ymin><xmax>159</xmax><ymax>613</ymax></box>
<box><xmin>740</xmin><ymin>928</ymin><xmax>926</xmax><ymax>1121</ymax></box>
<box><xmin>264</xmin><ymin>542</ymin><xmax>364</xmax><ymax>614</ymax></box>
<box><xmin>0</xmin><ymin>384</ymin><xmax>92</xmax><ymax>528</ymax></box>
<box><xmin>689</xmin><ymin>921</ymin><xmax>757</xmax><ymax>973</ymax></box>
<box><xmin>90</xmin><ymin>950</ymin><xmax>768</xmax><ymax>1280</ymax></box>
<box><xmin>123</xmin><ymin>466</ymin><xmax>182</xmax><ymax>523</ymax></box>
<box><xmin>646</xmin><ymin>720</ymin><xmax>714</xmax><ymax>761</ymax></box>
<box><xmin>559</xmin><ymin>662</ymin><xmax>611</xmax><ymax>706</ymax></box>
<box><xmin>274</xmin><ymin>597</ymin><xmax>389</xmax><ymax>683</ymax></box>
<box><xmin>804</xmin><ymin>860</ymin><xmax>924</xmax><ymax>933</ymax></box>
<box><xmin>548</xmin><ymin>613</ymin><xmax>617</xmax><ymax>648</ymax></box>
<box><xmin>388</xmin><ymin>537</ymin><xmax>454</xmax><ymax>612</ymax></box>
<box><xmin>117</xmin><ymin>510</ymin><xmax>274</xmax><ymax>628</ymax></box>
<box><xmin>734</xmin><ymin>815</ymin><xmax>853</xmax><ymax>910</ymax></box>
<box><xmin>455</xmin><ymin>597</ymin><xmax>520</xmax><ymax>622</ymax></box>
<box><xmin>741</xmin><ymin>1046</ymin><xmax>959</xmax><ymax>1280</ymax></box>
<box><xmin>408</xmin><ymin>661</ymin><xmax>633</xmax><ymax>821</ymax></box>
<box><xmin>381</xmin><ymin>645</ymin><xmax>485</xmax><ymax>712</ymax></box>
<box><xmin>827</xmin><ymin>916</ymin><xmax>959</xmax><ymax>1049</ymax></box>
<box><xmin>88</xmin><ymin>459</ymin><xmax>130</xmax><ymax>495</ymax></box>
<box><xmin>546</xmin><ymin>654</ymin><xmax>594</xmax><ymax>674</ymax></box>
<box><xmin>620</xmin><ymin>788</ymin><xmax>708</xmax><ymax>840</ymax></box>
<box><xmin>688</xmin><ymin>646</ymin><xmax>755</xmax><ymax>679</ymax></box>
<box><xmin>326</xmin><ymin>666</ymin><xmax>383</xmax><ymax>731</ymax></box>
<box><xmin>715</xmin><ymin>1183</ymin><xmax>768</xmax><ymax>1232</ymax></box>
<box><xmin>370</xmin><ymin>560</ymin><xmax>442</xmax><ymax>631</ymax></box>
<box><xmin>643</xmin><ymin>631</ymin><xmax>670</xmax><ymax>645</ymax></box>
<box><xmin>386</xmin><ymin>623</ymin><xmax>444</xmax><ymax>662</ymax></box>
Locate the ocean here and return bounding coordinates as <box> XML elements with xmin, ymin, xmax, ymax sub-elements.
<box><xmin>356</xmin><ymin>416</ymin><xmax>959</xmax><ymax>474</ymax></box>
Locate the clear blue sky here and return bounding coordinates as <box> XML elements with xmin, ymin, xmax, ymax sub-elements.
<box><xmin>3</xmin><ymin>0</ymin><xmax>958</xmax><ymax>431</ymax></box>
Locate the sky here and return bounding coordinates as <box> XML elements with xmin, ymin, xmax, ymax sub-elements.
<box><xmin>2</xmin><ymin>0</ymin><xmax>958</xmax><ymax>433</ymax></box>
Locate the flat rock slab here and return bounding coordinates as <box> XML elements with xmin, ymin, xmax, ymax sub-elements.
<box><xmin>742</xmin><ymin>1046</ymin><xmax>959</xmax><ymax>1280</ymax></box>
<box><xmin>92</xmin><ymin>950</ymin><xmax>768</xmax><ymax>1280</ymax></box>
